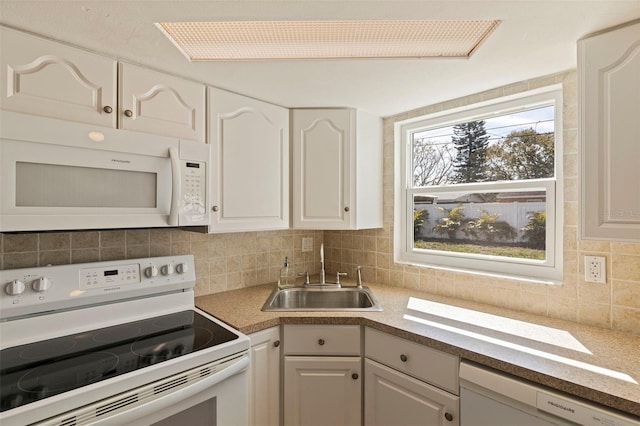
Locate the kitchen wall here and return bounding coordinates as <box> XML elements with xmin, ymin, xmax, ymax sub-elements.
<box><xmin>1</xmin><ymin>70</ymin><xmax>638</xmax><ymax>335</ymax></box>
<box><xmin>0</xmin><ymin>229</ymin><xmax>323</xmax><ymax>297</ymax></box>
<box><xmin>324</xmin><ymin>70</ymin><xmax>640</xmax><ymax>335</ymax></box>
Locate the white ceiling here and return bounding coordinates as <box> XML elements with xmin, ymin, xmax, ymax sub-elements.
<box><xmin>1</xmin><ymin>0</ymin><xmax>639</xmax><ymax>117</ymax></box>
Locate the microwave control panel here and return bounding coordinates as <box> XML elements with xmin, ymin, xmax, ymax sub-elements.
<box><xmin>180</xmin><ymin>160</ymin><xmax>207</xmax><ymax>224</ymax></box>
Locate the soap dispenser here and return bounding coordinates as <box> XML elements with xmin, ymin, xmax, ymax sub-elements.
<box><xmin>278</xmin><ymin>257</ymin><xmax>295</xmax><ymax>289</ymax></box>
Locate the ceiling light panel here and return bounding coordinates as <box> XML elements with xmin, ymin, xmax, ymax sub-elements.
<box><xmin>156</xmin><ymin>20</ymin><xmax>500</xmax><ymax>61</ymax></box>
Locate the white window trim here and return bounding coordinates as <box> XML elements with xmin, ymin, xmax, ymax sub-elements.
<box><xmin>394</xmin><ymin>86</ymin><xmax>564</xmax><ymax>284</ymax></box>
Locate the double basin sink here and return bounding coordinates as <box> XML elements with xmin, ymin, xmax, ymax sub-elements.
<box><xmin>262</xmin><ymin>286</ymin><xmax>383</xmax><ymax>312</ymax></box>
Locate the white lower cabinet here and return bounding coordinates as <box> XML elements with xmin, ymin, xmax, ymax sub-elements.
<box><xmin>364</xmin><ymin>327</ymin><xmax>460</xmax><ymax>426</ymax></box>
<box><xmin>249</xmin><ymin>327</ymin><xmax>281</xmax><ymax>426</ymax></box>
<box><xmin>283</xmin><ymin>325</ymin><xmax>362</xmax><ymax>426</ymax></box>
<box><xmin>284</xmin><ymin>356</ymin><xmax>362</xmax><ymax>426</ymax></box>
<box><xmin>275</xmin><ymin>325</ymin><xmax>460</xmax><ymax>426</ymax></box>
<box><xmin>365</xmin><ymin>359</ymin><xmax>459</xmax><ymax>426</ymax></box>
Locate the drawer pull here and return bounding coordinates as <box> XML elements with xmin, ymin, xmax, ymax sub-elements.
<box><xmin>444</xmin><ymin>412</ymin><xmax>454</xmax><ymax>422</ymax></box>
<box><xmin>318</xmin><ymin>338</ymin><xmax>325</xmax><ymax>346</ymax></box>
<box><xmin>273</xmin><ymin>340</ymin><xmax>280</xmax><ymax>348</ymax></box>
<box><xmin>400</xmin><ymin>354</ymin><xmax>408</xmax><ymax>362</ymax></box>
<box><xmin>124</xmin><ymin>109</ymin><xmax>133</xmax><ymax>117</ymax></box>
<box><xmin>351</xmin><ymin>373</ymin><xmax>359</xmax><ymax>380</ymax></box>
<box><xmin>103</xmin><ymin>106</ymin><xmax>113</xmax><ymax>113</ymax></box>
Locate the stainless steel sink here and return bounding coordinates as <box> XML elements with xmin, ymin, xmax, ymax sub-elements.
<box><xmin>261</xmin><ymin>286</ymin><xmax>383</xmax><ymax>312</ymax></box>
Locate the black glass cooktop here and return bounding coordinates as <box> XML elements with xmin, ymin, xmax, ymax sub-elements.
<box><xmin>0</xmin><ymin>310</ymin><xmax>239</xmax><ymax>411</ymax></box>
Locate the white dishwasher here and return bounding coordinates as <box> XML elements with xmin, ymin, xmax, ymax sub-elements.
<box><xmin>460</xmin><ymin>361</ymin><xmax>640</xmax><ymax>426</ymax></box>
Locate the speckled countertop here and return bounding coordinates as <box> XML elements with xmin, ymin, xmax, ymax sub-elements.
<box><xmin>196</xmin><ymin>283</ymin><xmax>640</xmax><ymax>418</ymax></box>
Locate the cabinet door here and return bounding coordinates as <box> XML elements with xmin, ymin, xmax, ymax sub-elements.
<box><xmin>208</xmin><ymin>88</ymin><xmax>289</xmax><ymax>232</ymax></box>
<box><xmin>118</xmin><ymin>62</ymin><xmax>205</xmax><ymax>142</ymax></box>
<box><xmin>580</xmin><ymin>20</ymin><xmax>640</xmax><ymax>241</ymax></box>
<box><xmin>284</xmin><ymin>356</ymin><xmax>361</xmax><ymax>426</ymax></box>
<box><xmin>0</xmin><ymin>26</ymin><xmax>117</xmax><ymax>127</ymax></box>
<box><xmin>293</xmin><ymin>109</ymin><xmax>353</xmax><ymax>229</ymax></box>
<box><xmin>249</xmin><ymin>327</ymin><xmax>281</xmax><ymax>426</ymax></box>
<box><xmin>365</xmin><ymin>359</ymin><xmax>460</xmax><ymax>426</ymax></box>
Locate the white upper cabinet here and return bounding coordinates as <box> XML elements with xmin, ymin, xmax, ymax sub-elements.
<box><xmin>0</xmin><ymin>26</ymin><xmax>117</xmax><ymax>127</ymax></box>
<box><xmin>207</xmin><ymin>88</ymin><xmax>289</xmax><ymax>232</ymax></box>
<box><xmin>292</xmin><ymin>108</ymin><xmax>383</xmax><ymax>230</ymax></box>
<box><xmin>119</xmin><ymin>63</ymin><xmax>205</xmax><ymax>142</ymax></box>
<box><xmin>580</xmin><ymin>20</ymin><xmax>640</xmax><ymax>241</ymax></box>
<box><xmin>1</xmin><ymin>26</ymin><xmax>206</xmax><ymax>142</ymax></box>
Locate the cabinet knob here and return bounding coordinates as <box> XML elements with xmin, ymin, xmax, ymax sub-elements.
<box><xmin>318</xmin><ymin>338</ymin><xmax>325</xmax><ymax>346</ymax></box>
<box><xmin>124</xmin><ymin>109</ymin><xmax>133</xmax><ymax>117</ymax></box>
<box><xmin>351</xmin><ymin>373</ymin><xmax>359</xmax><ymax>380</ymax></box>
<box><xmin>103</xmin><ymin>106</ymin><xmax>113</xmax><ymax>114</ymax></box>
<box><xmin>212</xmin><ymin>205</ymin><xmax>219</xmax><ymax>212</ymax></box>
<box><xmin>344</xmin><ymin>206</ymin><xmax>350</xmax><ymax>212</ymax></box>
<box><xmin>400</xmin><ymin>354</ymin><xmax>408</xmax><ymax>362</ymax></box>
<box><xmin>444</xmin><ymin>412</ymin><xmax>454</xmax><ymax>422</ymax></box>
<box><xmin>273</xmin><ymin>340</ymin><xmax>280</xmax><ymax>348</ymax></box>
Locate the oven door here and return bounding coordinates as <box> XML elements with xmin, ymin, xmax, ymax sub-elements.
<box><xmin>37</xmin><ymin>352</ymin><xmax>249</xmax><ymax>426</ymax></box>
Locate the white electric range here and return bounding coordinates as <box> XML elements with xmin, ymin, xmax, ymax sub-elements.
<box><xmin>0</xmin><ymin>254</ymin><xmax>250</xmax><ymax>426</ymax></box>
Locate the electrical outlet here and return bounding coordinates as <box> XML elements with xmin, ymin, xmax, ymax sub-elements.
<box><xmin>584</xmin><ymin>256</ymin><xmax>606</xmax><ymax>283</ymax></box>
<box><xmin>301</xmin><ymin>237</ymin><xmax>313</xmax><ymax>252</ymax></box>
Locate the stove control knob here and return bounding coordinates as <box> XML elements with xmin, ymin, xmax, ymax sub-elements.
<box><xmin>31</xmin><ymin>277</ymin><xmax>51</xmax><ymax>292</ymax></box>
<box><xmin>176</xmin><ymin>262</ymin><xmax>188</xmax><ymax>274</ymax></box>
<box><xmin>4</xmin><ymin>280</ymin><xmax>26</xmax><ymax>296</ymax></box>
<box><xmin>145</xmin><ymin>265</ymin><xmax>159</xmax><ymax>278</ymax></box>
<box><xmin>161</xmin><ymin>264</ymin><xmax>174</xmax><ymax>276</ymax></box>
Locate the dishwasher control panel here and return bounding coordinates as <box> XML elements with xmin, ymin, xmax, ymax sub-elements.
<box><xmin>460</xmin><ymin>361</ymin><xmax>639</xmax><ymax>426</ymax></box>
<box><xmin>537</xmin><ymin>391</ymin><xmax>638</xmax><ymax>426</ymax></box>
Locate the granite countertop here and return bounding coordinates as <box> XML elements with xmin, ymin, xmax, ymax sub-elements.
<box><xmin>195</xmin><ymin>282</ymin><xmax>640</xmax><ymax>418</ymax></box>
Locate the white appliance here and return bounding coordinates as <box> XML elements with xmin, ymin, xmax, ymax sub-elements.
<box><xmin>0</xmin><ymin>255</ymin><xmax>250</xmax><ymax>426</ymax></box>
<box><xmin>0</xmin><ymin>111</ymin><xmax>210</xmax><ymax>231</ymax></box>
<box><xmin>460</xmin><ymin>361</ymin><xmax>640</xmax><ymax>426</ymax></box>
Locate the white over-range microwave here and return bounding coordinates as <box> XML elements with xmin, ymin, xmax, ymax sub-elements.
<box><xmin>0</xmin><ymin>112</ymin><xmax>210</xmax><ymax>232</ymax></box>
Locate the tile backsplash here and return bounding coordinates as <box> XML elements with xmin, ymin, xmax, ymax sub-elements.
<box><xmin>1</xmin><ymin>70</ymin><xmax>639</xmax><ymax>335</ymax></box>
<box><xmin>0</xmin><ymin>229</ymin><xmax>323</xmax><ymax>297</ymax></box>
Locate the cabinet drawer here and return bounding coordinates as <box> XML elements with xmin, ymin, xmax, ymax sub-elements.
<box><xmin>365</xmin><ymin>327</ymin><xmax>459</xmax><ymax>394</ymax></box>
<box><xmin>284</xmin><ymin>325</ymin><xmax>361</xmax><ymax>356</ymax></box>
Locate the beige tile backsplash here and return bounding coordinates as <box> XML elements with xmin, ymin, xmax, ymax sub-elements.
<box><xmin>0</xmin><ymin>229</ymin><xmax>323</xmax><ymax>297</ymax></box>
<box><xmin>1</xmin><ymin>70</ymin><xmax>638</xmax><ymax>335</ymax></box>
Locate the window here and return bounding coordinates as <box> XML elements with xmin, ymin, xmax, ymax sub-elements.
<box><xmin>395</xmin><ymin>88</ymin><xmax>563</xmax><ymax>282</ymax></box>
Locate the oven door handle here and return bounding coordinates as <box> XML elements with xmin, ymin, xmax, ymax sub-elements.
<box><xmin>93</xmin><ymin>354</ymin><xmax>249</xmax><ymax>425</ymax></box>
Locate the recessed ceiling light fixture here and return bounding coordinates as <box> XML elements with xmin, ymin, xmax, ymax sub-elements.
<box><xmin>156</xmin><ymin>20</ymin><xmax>500</xmax><ymax>61</ymax></box>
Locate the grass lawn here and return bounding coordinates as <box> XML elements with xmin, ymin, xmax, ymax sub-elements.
<box><xmin>414</xmin><ymin>239</ymin><xmax>545</xmax><ymax>260</ymax></box>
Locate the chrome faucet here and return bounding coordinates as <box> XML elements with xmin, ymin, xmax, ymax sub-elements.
<box><xmin>300</xmin><ymin>243</ymin><xmax>345</xmax><ymax>288</ymax></box>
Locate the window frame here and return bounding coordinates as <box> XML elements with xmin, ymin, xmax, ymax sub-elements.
<box><xmin>394</xmin><ymin>86</ymin><xmax>563</xmax><ymax>283</ymax></box>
